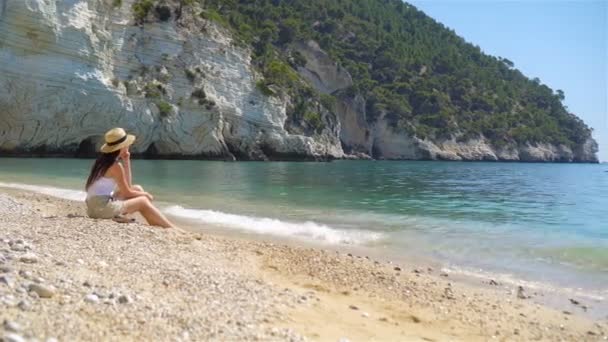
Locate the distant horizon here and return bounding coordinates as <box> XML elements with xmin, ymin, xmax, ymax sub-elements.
<box><xmin>409</xmin><ymin>0</ymin><xmax>607</xmax><ymax>162</ymax></box>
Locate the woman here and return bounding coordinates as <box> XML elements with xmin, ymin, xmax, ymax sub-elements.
<box><xmin>85</xmin><ymin>127</ymin><xmax>175</xmax><ymax>228</ymax></box>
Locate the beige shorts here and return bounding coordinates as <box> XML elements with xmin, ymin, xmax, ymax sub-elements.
<box><xmin>86</xmin><ymin>196</ymin><xmax>124</xmax><ymax>219</ymax></box>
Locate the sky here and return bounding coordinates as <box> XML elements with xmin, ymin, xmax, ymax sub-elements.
<box><xmin>408</xmin><ymin>0</ymin><xmax>607</xmax><ymax>162</ymax></box>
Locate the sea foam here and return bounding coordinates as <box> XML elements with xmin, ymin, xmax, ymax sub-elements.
<box><xmin>164</xmin><ymin>205</ymin><xmax>384</xmax><ymax>245</ymax></box>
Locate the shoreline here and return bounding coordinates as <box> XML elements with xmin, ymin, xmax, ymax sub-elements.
<box><xmin>3</xmin><ymin>176</ymin><xmax>607</xmax><ymax>299</ymax></box>
<box><xmin>177</xmin><ymin>214</ymin><xmax>608</xmax><ymax>318</ymax></box>
<box><xmin>0</xmin><ymin>155</ymin><xmax>600</xmax><ymax>164</ymax></box>
<box><xmin>1</xmin><ymin>187</ymin><xmax>607</xmax><ymax>340</ymax></box>
<box><xmin>1</xmin><ymin>181</ymin><xmax>607</xmax><ymax>313</ymax></box>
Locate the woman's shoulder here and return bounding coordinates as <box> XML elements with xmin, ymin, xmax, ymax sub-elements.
<box><xmin>106</xmin><ymin>161</ymin><xmax>123</xmax><ymax>176</ymax></box>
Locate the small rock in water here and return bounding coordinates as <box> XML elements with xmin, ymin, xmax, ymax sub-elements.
<box><xmin>348</xmin><ymin>305</ymin><xmax>359</xmax><ymax>310</ymax></box>
<box><xmin>84</xmin><ymin>294</ymin><xmax>100</xmax><ymax>304</ymax></box>
<box><xmin>569</xmin><ymin>298</ymin><xmax>580</xmax><ymax>305</ymax></box>
<box><xmin>393</xmin><ymin>266</ymin><xmax>401</xmax><ymax>271</ymax></box>
<box><xmin>29</xmin><ymin>283</ymin><xmax>55</xmax><ymax>298</ymax></box>
<box><xmin>118</xmin><ymin>294</ymin><xmax>132</xmax><ymax>304</ymax></box>
<box><xmin>82</xmin><ymin>281</ymin><xmax>91</xmax><ymax>287</ymax></box>
<box><xmin>489</xmin><ymin>279</ymin><xmax>499</xmax><ymax>286</ymax></box>
<box><xmin>3</xmin><ymin>333</ymin><xmax>26</xmax><ymax>342</ymax></box>
<box><xmin>3</xmin><ymin>320</ymin><xmax>21</xmax><ymax>332</ymax></box>
<box><xmin>19</xmin><ymin>253</ymin><xmax>38</xmax><ymax>264</ymax></box>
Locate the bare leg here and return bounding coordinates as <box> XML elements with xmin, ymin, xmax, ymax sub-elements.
<box><xmin>121</xmin><ymin>197</ymin><xmax>175</xmax><ymax>228</ymax></box>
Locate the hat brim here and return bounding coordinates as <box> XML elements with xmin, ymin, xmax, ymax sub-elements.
<box><xmin>100</xmin><ymin>134</ymin><xmax>136</xmax><ymax>153</ymax></box>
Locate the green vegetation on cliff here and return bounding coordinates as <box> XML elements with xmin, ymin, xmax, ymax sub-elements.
<box><xmin>194</xmin><ymin>0</ymin><xmax>593</xmax><ymax>148</ymax></box>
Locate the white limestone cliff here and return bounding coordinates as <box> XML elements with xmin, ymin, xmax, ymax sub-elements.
<box><xmin>0</xmin><ymin>0</ymin><xmax>343</xmax><ymax>160</ymax></box>
<box><xmin>0</xmin><ymin>0</ymin><xmax>598</xmax><ymax>163</ymax></box>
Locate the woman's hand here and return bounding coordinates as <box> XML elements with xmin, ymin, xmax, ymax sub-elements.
<box><xmin>120</xmin><ymin>149</ymin><xmax>131</xmax><ymax>161</ymax></box>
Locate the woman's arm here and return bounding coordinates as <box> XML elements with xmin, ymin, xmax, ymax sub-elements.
<box><xmin>109</xmin><ymin>163</ymin><xmax>151</xmax><ymax>200</ymax></box>
<box><xmin>120</xmin><ymin>150</ymin><xmax>133</xmax><ymax>187</ymax></box>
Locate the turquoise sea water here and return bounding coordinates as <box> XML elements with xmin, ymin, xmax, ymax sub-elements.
<box><xmin>0</xmin><ymin>158</ymin><xmax>607</xmax><ymax>298</ymax></box>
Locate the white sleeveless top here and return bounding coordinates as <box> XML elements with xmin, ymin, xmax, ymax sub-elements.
<box><xmin>87</xmin><ymin>177</ymin><xmax>117</xmax><ymax>198</ymax></box>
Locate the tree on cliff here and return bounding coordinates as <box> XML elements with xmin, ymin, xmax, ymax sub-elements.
<box><xmin>178</xmin><ymin>0</ymin><xmax>593</xmax><ymax>150</ymax></box>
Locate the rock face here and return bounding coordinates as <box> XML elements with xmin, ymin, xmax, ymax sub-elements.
<box><xmin>0</xmin><ymin>0</ymin><xmax>343</xmax><ymax>161</ymax></box>
<box><xmin>294</xmin><ymin>40</ymin><xmax>353</xmax><ymax>95</ymax></box>
<box><xmin>0</xmin><ymin>0</ymin><xmax>599</xmax><ymax>162</ymax></box>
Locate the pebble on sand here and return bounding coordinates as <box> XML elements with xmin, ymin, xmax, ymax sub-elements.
<box><xmin>118</xmin><ymin>294</ymin><xmax>133</xmax><ymax>304</ymax></box>
<box><xmin>3</xmin><ymin>333</ymin><xmax>26</xmax><ymax>342</ymax></box>
<box><xmin>0</xmin><ymin>266</ymin><xmax>14</xmax><ymax>273</ymax></box>
<box><xmin>0</xmin><ymin>274</ymin><xmax>15</xmax><ymax>287</ymax></box>
<box><xmin>84</xmin><ymin>294</ymin><xmax>100</xmax><ymax>304</ymax></box>
<box><xmin>17</xmin><ymin>300</ymin><xmax>31</xmax><ymax>311</ymax></box>
<box><xmin>517</xmin><ymin>286</ymin><xmax>527</xmax><ymax>299</ymax></box>
<box><xmin>29</xmin><ymin>283</ymin><xmax>56</xmax><ymax>298</ymax></box>
<box><xmin>19</xmin><ymin>253</ymin><xmax>39</xmax><ymax>264</ymax></box>
<box><xmin>18</xmin><ymin>270</ymin><xmax>32</xmax><ymax>279</ymax></box>
<box><xmin>3</xmin><ymin>320</ymin><xmax>22</xmax><ymax>332</ymax></box>
<box><xmin>10</xmin><ymin>244</ymin><xmax>27</xmax><ymax>252</ymax></box>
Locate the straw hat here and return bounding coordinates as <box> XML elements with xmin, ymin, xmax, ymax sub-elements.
<box><xmin>100</xmin><ymin>128</ymin><xmax>136</xmax><ymax>153</ymax></box>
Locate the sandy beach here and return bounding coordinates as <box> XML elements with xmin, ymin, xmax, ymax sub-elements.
<box><xmin>0</xmin><ymin>187</ymin><xmax>606</xmax><ymax>341</ymax></box>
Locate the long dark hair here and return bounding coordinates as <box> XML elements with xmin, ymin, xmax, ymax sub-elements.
<box><xmin>85</xmin><ymin>150</ymin><xmax>120</xmax><ymax>190</ymax></box>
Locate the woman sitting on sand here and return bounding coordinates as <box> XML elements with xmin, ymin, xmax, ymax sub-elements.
<box><xmin>84</xmin><ymin>128</ymin><xmax>175</xmax><ymax>228</ymax></box>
